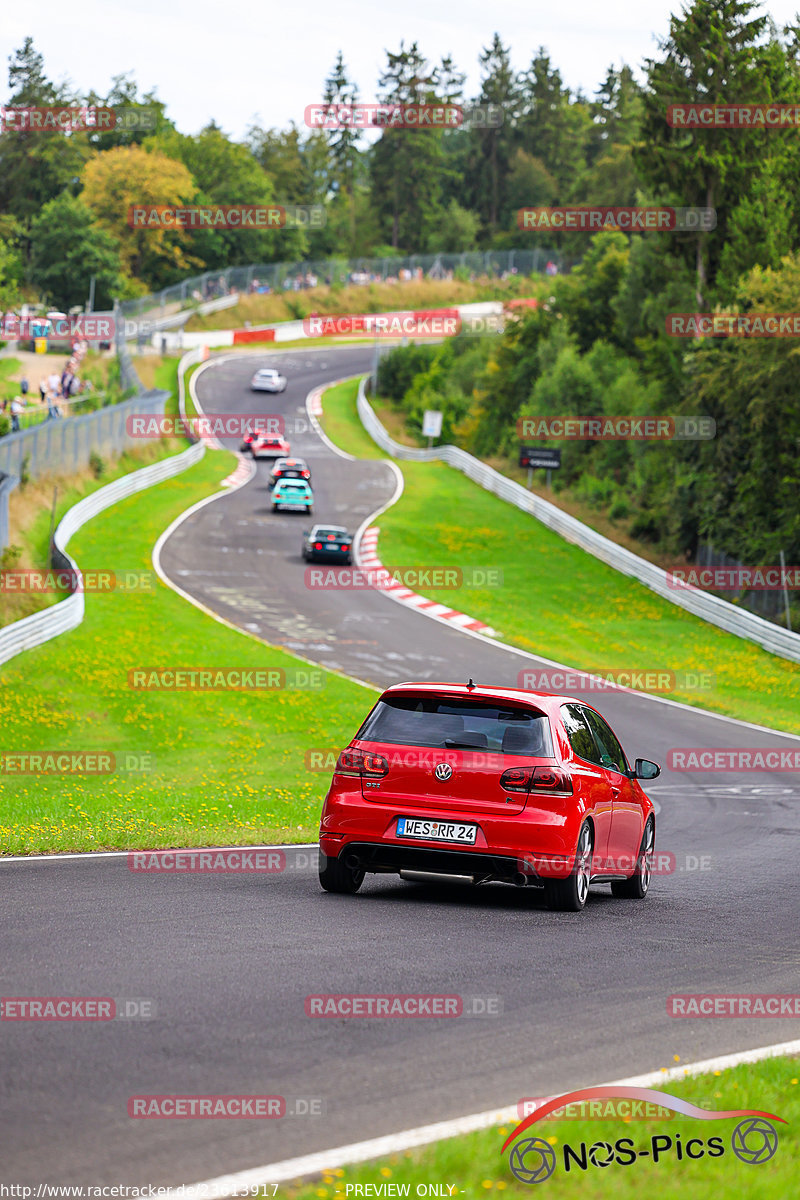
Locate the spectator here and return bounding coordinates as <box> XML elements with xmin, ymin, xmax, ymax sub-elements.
<box><xmin>10</xmin><ymin>396</ymin><xmax>23</xmax><ymax>432</ymax></box>
<box><xmin>48</xmin><ymin>370</ymin><xmax>60</xmax><ymax>396</ymax></box>
<box><xmin>47</xmin><ymin>391</ymin><xmax>60</xmax><ymax>419</ymax></box>
<box><xmin>20</xmin><ymin>373</ymin><xmax>29</xmax><ymax>397</ymax></box>
<box><xmin>39</xmin><ymin>378</ymin><xmax>47</xmax><ymax>404</ymax></box>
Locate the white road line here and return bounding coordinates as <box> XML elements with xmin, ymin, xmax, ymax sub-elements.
<box><xmin>0</xmin><ymin>844</ymin><xmax>318</xmax><ymax>865</ymax></box>
<box><xmin>160</xmin><ymin>1038</ymin><xmax>800</xmax><ymax>1197</ymax></box>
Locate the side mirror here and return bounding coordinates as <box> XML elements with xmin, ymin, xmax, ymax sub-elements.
<box><xmin>303</xmin><ymin>530</ymin><xmax>309</xmax><ymax>535</ymax></box>
<box><xmin>633</xmin><ymin>758</ymin><xmax>660</xmax><ymax>780</ymax></box>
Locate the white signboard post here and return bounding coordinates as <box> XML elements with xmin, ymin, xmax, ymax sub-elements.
<box><xmin>422</xmin><ymin>410</ymin><xmax>443</xmax><ymax>447</ymax></box>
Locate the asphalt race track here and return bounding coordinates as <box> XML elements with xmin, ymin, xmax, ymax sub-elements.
<box><xmin>3</xmin><ymin>347</ymin><xmax>800</xmax><ymax>1186</ymax></box>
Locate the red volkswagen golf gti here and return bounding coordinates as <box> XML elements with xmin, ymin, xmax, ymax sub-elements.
<box><xmin>318</xmin><ymin>682</ymin><xmax>660</xmax><ymax>911</ymax></box>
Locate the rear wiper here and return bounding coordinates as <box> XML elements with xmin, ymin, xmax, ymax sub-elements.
<box><xmin>443</xmin><ymin>738</ymin><xmax>485</xmax><ymax>749</ymax></box>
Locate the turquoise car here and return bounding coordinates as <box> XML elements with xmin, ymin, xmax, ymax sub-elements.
<box><xmin>272</xmin><ymin>478</ymin><xmax>313</xmax><ymax>513</ymax></box>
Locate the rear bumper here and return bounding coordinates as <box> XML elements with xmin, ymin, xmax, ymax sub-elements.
<box><xmin>324</xmin><ymin>840</ymin><xmax>545</xmax><ymax>885</ymax></box>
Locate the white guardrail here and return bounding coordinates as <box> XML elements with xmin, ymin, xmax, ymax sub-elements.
<box><xmin>357</xmin><ymin>377</ymin><xmax>800</xmax><ymax>665</ymax></box>
<box><xmin>0</xmin><ymin>349</ymin><xmax>207</xmax><ymax>668</ymax></box>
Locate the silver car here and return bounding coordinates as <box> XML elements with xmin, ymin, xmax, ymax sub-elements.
<box><xmin>250</xmin><ymin>367</ymin><xmax>287</xmax><ymax>393</ymax></box>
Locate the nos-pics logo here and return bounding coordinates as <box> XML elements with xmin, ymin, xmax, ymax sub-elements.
<box><xmin>502</xmin><ymin>1086</ymin><xmax>782</xmax><ymax>1184</ymax></box>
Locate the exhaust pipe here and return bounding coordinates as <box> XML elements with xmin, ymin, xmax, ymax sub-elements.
<box><xmin>344</xmin><ymin>852</ymin><xmax>362</xmax><ymax>871</ymax></box>
<box><xmin>512</xmin><ymin>871</ymin><xmax>529</xmax><ymax>888</ymax></box>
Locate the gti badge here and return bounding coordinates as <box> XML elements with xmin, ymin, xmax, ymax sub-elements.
<box><xmin>435</xmin><ymin>763</ymin><xmax>453</xmax><ymax>781</ymax></box>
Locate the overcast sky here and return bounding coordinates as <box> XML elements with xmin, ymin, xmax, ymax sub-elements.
<box><xmin>4</xmin><ymin>1</ymin><xmax>800</xmax><ymax>140</ymax></box>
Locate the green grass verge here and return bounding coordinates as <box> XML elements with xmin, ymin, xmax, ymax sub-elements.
<box><xmin>0</xmin><ymin>446</ymin><xmax>374</xmax><ymax>855</ymax></box>
<box><xmin>284</xmin><ymin>1055</ymin><xmax>799</xmax><ymax>1199</ymax></box>
<box><xmin>318</xmin><ymin>379</ymin><xmax>800</xmax><ymax>734</ymax></box>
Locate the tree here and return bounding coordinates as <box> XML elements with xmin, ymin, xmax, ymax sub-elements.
<box><xmin>149</xmin><ymin>122</ymin><xmax>306</xmax><ymax>267</ymax></box>
<box><xmin>81</xmin><ymin>145</ymin><xmax>201</xmax><ymax>287</ymax></box>
<box><xmin>369</xmin><ymin>42</ymin><xmax>449</xmax><ymax>250</ymax></box>
<box><xmin>634</xmin><ymin>0</ymin><xmax>790</xmax><ymax>307</ymax></box>
<box><xmin>515</xmin><ymin>50</ymin><xmax>591</xmax><ymax>199</ymax></box>
<box><xmin>469</xmin><ymin>34</ymin><xmax>519</xmax><ymax>235</ymax></box>
<box><xmin>0</xmin><ymin>222</ymin><xmax>24</xmax><ymax>309</ymax></box>
<box><xmin>29</xmin><ymin>194</ymin><xmax>122</xmax><ymax>310</ymax></box>
<box><xmin>85</xmin><ymin>73</ymin><xmax>173</xmax><ymax>151</ymax></box>
<box><xmin>689</xmin><ymin>253</ymin><xmax>800</xmax><ymax>563</ymax></box>
<box><xmin>248</xmin><ymin>123</ymin><xmax>310</xmax><ymax>201</ymax></box>
<box><xmin>427</xmin><ymin>199</ymin><xmax>480</xmax><ymax>252</ymax></box>
<box><xmin>0</xmin><ymin>38</ymin><xmax>91</xmax><ymax>225</ymax></box>
<box><xmin>322</xmin><ymin>52</ymin><xmax>363</xmax><ymax>251</ymax></box>
<box><xmin>554</xmin><ymin>231</ymin><xmax>630</xmax><ymax>352</ymax></box>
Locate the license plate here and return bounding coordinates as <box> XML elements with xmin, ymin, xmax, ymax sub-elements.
<box><xmin>396</xmin><ymin>817</ymin><xmax>477</xmax><ymax>844</ymax></box>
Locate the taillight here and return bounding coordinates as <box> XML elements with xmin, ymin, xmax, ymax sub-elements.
<box><xmin>335</xmin><ymin>749</ymin><xmax>389</xmax><ymax>778</ymax></box>
<box><xmin>499</xmin><ymin>766</ymin><xmax>530</xmax><ymax>792</ymax></box>
<box><xmin>314</xmin><ymin>542</ymin><xmax>323</xmax><ymax>550</ymax></box>
<box><xmin>499</xmin><ymin>765</ymin><xmax>572</xmax><ymax>794</ymax></box>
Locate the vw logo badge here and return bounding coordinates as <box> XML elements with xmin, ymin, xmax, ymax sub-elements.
<box><xmin>435</xmin><ymin>763</ymin><xmax>453</xmax><ymax>781</ymax></box>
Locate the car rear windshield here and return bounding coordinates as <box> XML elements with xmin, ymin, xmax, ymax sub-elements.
<box><xmin>315</xmin><ymin>528</ymin><xmax>346</xmax><ymax>538</ymax></box>
<box><xmin>356</xmin><ymin>695</ymin><xmax>554</xmax><ymax>757</ymax></box>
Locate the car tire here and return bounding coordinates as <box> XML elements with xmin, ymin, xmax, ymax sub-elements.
<box><xmin>611</xmin><ymin>818</ymin><xmax>654</xmax><ymax>900</ymax></box>
<box><xmin>271</xmin><ymin>504</ymin><xmax>278</xmax><ymax>512</ymax></box>
<box><xmin>544</xmin><ymin>821</ymin><xmax>593</xmax><ymax>912</ymax></box>
<box><xmin>319</xmin><ymin>851</ymin><xmax>364</xmax><ymax>894</ymax></box>
<box><xmin>306</xmin><ymin>505</ymin><xmax>312</xmax><ymax>514</ymax></box>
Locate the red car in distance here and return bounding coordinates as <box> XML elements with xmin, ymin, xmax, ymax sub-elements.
<box><xmin>318</xmin><ymin>681</ymin><xmax>660</xmax><ymax>911</ymax></box>
<box><xmin>251</xmin><ymin>432</ymin><xmax>291</xmax><ymax>460</ymax></box>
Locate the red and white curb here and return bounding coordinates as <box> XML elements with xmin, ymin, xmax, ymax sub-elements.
<box><xmin>220</xmin><ymin>453</ymin><xmax>255</xmax><ymax>488</ymax></box>
<box><xmin>358</xmin><ymin>526</ymin><xmax>498</xmax><ymax>636</ymax></box>
<box><xmin>308</xmin><ymin>386</ymin><xmax>324</xmax><ymax>417</ymax></box>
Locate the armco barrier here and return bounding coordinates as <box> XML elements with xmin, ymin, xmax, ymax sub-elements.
<box><xmin>0</xmin><ymin>347</ymin><xmax>207</xmax><ymax>668</ymax></box>
<box><xmin>356</xmin><ymin>377</ymin><xmax>800</xmax><ymax>665</ymax></box>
